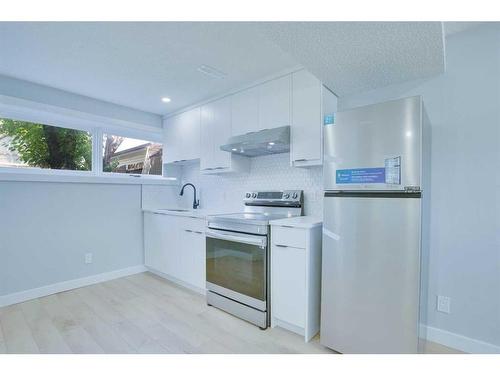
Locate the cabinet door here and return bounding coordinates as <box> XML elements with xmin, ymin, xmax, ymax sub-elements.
<box><xmin>186</xmin><ymin>229</ymin><xmax>206</xmax><ymax>290</ymax></box>
<box><xmin>163</xmin><ymin>115</ymin><xmax>182</xmax><ymax>164</ymax></box>
<box><xmin>144</xmin><ymin>213</ymin><xmax>165</xmax><ymax>272</ymax></box>
<box><xmin>162</xmin><ymin>215</ymin><xmax>179</xmax><ymax>277</ymax></box>
<box><xmin>144</xmin><ymin>213</ymin><xmax>179</xmax><ymax>276</ymax></box>
<box><xmin>200</xmin><ymin>104</ymin><xmax>215</xmax><ymax>170</ymax></box>
<box><xmin>177</xmin><ymin>217</ymin><xmax>206</xmax><ymax>289</ymax></box>
<box><xmin>212</xmin><ymin>97</ymin><xmax>232</xmax><ymax>169</ymax></box>
<box><xmin>259</xmin><ymin>75</ymin><xmax>291</xmax><ymax>130</ymax></box>
<box><xmin>179</xmin><ymin>107</ymin><xmax>201</xmax><ymax>161</ymax></box>
<box><xmin>200</xmin><ymin>97</ymin><xmax>232</xmax><ymax>171</ymax></box>
<box><xmin>163</xmin><ymin>108</ymin><xmax>201</xmax><ymax>163</ymax></box>
<box><xmin>272</xmin><ymin>244</ymin><xmax>306</xmax><ymax>328</ymax></box>
<box><xmin>291</xmin><ymin>70</ymin><xmax>322</xmax><ymax>164</ymax></box>
<box><xmin>231</xmin><ymin>86</ymin><xmax>260</xmax><ymax>136</ymax></box>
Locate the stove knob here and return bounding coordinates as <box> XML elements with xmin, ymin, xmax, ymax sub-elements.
<box><xmin>283</xmin><ymin>193</ymin><xmax>290</xmax><ymax>199</ymax></box>
<box><xmin>245</xmin><ymin>193</ymin><xmax>251</xmax><ymax>198</ymax></box>
<box><xmin>252</xmin><ymin>193</ymin><xmax>257</xmax><ymax>198</ymax></box>
<box><xmin>292</xmin><ymin>192</ymin><xmax>298</xmax><ymax>199</ymax></box>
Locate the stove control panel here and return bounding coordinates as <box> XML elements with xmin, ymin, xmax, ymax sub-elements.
<box><xmin>243</xmin><ymin>190</ymin><xmax>303</xmax><ymax>206</ymax></box>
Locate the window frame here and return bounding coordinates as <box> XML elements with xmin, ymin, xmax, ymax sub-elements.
<box><xmin>0</xmin><ymin>104</ymin><xmax>171</xmax><ymax>185</ymax></box>
<box><xmin>99</xmin><ymin>128</ymin><xmax>164</xmax><ymax>179</ymax></box>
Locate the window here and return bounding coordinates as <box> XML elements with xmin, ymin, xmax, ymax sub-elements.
<box><xmin>102</xmin><ymin>134</ymin><xmax>162</xmax><ymax>176</ymax></box>
<box><xmin>0</xmin><ymin>117</ymin><xmax>92</xmax><ymax>171</ymax></box>
<box><xmin>0</xmin><ymin>113</ymin><xmax>165</xmax><ymax>183</ymax></box>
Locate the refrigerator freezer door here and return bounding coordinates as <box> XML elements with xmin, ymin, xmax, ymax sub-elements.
<box><xmin>324</xmin><ymin>96</ymin><xmax>422</xmax><ymax>191</ymax></box>
<box><xmin>321</xmin><ymin>193</ymin><xmax>421</xmax><ymax>353</ymax></box>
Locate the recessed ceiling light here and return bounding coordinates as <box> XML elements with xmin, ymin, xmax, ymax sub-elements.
<box><xmin>268</xmin><ymin>142</ymin><xmax>275</xmax><ymax>146</ymax></box>
<box><xmin>161</xmin><ymin>97</ymin><xmax>171</xmax><ymax>103</ymax></box>
<box><xmin>231</xmin><ymin>148</ymin><xmax>237</xmax><ymax>152</ymax></box>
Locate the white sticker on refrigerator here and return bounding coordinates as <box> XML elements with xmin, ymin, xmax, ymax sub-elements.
<box><xmin>385</xmin><ymin>156</ymin><xmax>401</xmax><ymax>184</ymax></box>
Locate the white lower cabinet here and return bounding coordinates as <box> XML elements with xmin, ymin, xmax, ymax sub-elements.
<box><xmin>272</xmin><ymin>245</ymin><xmax>306</xmax><ymax>329</ymax></box>
<box><xmin>271</xmin><ymin>224</ymin><xmax>322</xmax><ymax>342</ymax></box>
<box><xmin>144</xmin><ymin>212</ymin><xmax>206</xmax><ymax>292</ymax></box>
<box><xmin>177</xmin><ymin>216</ymin><xmax>206</xmax><ymax>290</ymax></box>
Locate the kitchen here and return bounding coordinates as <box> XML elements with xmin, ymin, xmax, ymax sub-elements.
<box><xmin>0</xmin><ymin>13</ymin><xmax>499</xmax><ymax>370</ymax></box>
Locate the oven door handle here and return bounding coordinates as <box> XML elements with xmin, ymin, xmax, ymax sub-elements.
<box><xmin>206</xmin><ymin>230</ymin><xmax>267</xmax><ymax>248</ymax></box>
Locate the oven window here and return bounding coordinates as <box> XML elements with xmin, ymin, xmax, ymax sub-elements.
<box><xmin>206</xmin><ymin>237</ymin><xmax>266</xmax><ymax>301</ymax></box>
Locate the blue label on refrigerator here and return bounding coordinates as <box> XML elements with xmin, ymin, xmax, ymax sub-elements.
<box><xmin>336</xmin><ymin>168</ymin><xmax>386</xmax><ymax>184</ymax></box>
<box><xmin>324</xmin><ymin>114</ymin><xmax>335</xmax><ymax>125</ymax></box>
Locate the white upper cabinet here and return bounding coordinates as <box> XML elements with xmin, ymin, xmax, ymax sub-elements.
<box><xmin>200</xmin><ymin>97</ymin><xmax>231</xmax><ymax>171</ymax></box>
<box><xmin>291</xmin><ymin>70</ymin><xmax>322</xmax><ymax>166</ymax></box>
<box><xmin>291</xmin><ymin>69</ymin><xmax>337</xmax><ymax>167</ymax></box>
<box><xmin>162</xmin><ymin>70</ymin><xmax>332</xmax><ymax>171</ymax></box>
<box><xmin>231</xmin><ymin>75</ymin><xmax>291</xmax><ymax>137</ymax></box>
<box><xmin>163</xmin><ymin>107</ymin><xmax>201</xmax><ymax>164</ymax></box>
<box><xmin>200</xmin><ymin>97</ymin><xmax>249</xmax><ymax>174</ymax></box>
<box><xmin>231</xmin><ymin>85</ymin><xmax>260</xmax><ymax>136</ymax></box>
<box><xmin>259</xmin><ymin>75</ymin><xmax>291</xmax><ymax>130</ymax></box>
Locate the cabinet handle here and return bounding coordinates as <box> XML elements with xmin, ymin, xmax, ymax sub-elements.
<box><xmin>275</xmin><ymin>244</ymin><xmax>288</xmax><ymax>248</ymax></box>
<box><xmin>184</xmin><ymin>229</ymin><xmax>193</xmax><ymax>233</ymax></box>
<box><xmin>280</xmin><ymin>225</ymin><xmax>294</xmax><ymax>228</ymax></box>
<box><xmin>294</xmin><ymin>158</ymin><xmax>308</xmax><ymax>162</ymax></box>
<box><xmin>193</xmin><ymin>231</ymin><xmax>204</xmax><ymax>235</ymax></box>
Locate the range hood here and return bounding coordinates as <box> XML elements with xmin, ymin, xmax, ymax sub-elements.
<box><xmin>220</xmin><ymin>126</ymin><xmax>290</xmax><ymax>157</ymax></box>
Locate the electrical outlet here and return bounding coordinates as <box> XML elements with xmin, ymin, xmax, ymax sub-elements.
<box><xmin>85</xmin><ymin>253</ymin><xmax>93</xmax><ymax>264</ymax></box>
<box><xmin>437</xmin><ymin>295</ymin><xmax>451</xmax><ymax>314</ymax></box>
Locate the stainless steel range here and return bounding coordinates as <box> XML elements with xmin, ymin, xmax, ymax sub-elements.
<box><xmin>206</xmin><ymin>190</ymin><xmax>303</xmax><ymax>329</ymax></box>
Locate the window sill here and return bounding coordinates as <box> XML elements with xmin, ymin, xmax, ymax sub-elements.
<box><xmin>0</xmin><ymin>171</ymin><xmax>179</xmax><ymax>185</ymax></box>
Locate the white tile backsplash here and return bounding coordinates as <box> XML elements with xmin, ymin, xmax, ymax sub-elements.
<box><xmin>180</xmin><ymin>153</ymin><xmax>324</xmax><ymax>217</ymax></box>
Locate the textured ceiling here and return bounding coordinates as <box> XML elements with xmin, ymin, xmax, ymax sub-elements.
<box><xmin>0</xmin><ymin>22</ymin><xmax>448</xmax><ymax>115</ymax></box>
<box><xmin>257</xmin><ymin>22</ymin><xmax>445</xmax><ymax>96</ymax></box>
<box><xmin>0</xmin><ymin>22</ymin><xmax>298</xmax><ymax>115</ymax></box>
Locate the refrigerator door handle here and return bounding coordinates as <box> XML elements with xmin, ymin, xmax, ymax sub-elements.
<box><xmin>323</xmin><ymin>228</ymin><xmax>340</xmax><ymax>241</ymax></box>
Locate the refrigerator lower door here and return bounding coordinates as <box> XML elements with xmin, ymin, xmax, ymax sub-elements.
<box><xmin>321</xmin><ymin>193</ymin><xmax>421</xmax><ymax>353</ymax></box>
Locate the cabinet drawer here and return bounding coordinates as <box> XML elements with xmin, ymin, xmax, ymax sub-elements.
<box><xmin>179</xmin><ymin>216</ymin><xmax>205</xmax><ymax>234</ymax></box>
<box><xmin>272</xmin><ymin>226</ymin><xmax>306</xmax><ymax>248</ymax></box>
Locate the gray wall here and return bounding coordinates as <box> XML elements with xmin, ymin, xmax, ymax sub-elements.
<box><xmin>338</xmin><ymin>24</ymin><xmax>500</xmax><ymax>348</ymax></box>
<box><xmin>0</xmin><ymin>182</ymin><xmax>144</xmax><ymax>296</ymax></box>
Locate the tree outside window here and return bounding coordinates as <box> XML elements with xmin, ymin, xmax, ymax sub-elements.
<box><xmin>0</xmin><ymin>118</ymin><xmax>92</xmax><ymax>171</ymax></box>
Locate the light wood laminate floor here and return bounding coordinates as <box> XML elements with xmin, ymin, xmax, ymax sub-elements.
<box><xmin>0</xmin><ymin>272</ymin><xmax>461</xmax><ymax>354</ymax></box>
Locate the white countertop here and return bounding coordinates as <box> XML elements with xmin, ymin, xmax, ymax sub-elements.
<box><xmin>142</xmin><ymin>208</ymin><xmax>211</xmax><ymax>219</ymax></box>
<box><xmin>269</xmin><ymin>216</ymin><xmax>322</xmax><ymax>229</ymax></box>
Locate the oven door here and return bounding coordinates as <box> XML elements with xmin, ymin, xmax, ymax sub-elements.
<box><xmin>206</xmin><ymin>229</ymin><xmax>267</xmax><ymax>311</ymax></box>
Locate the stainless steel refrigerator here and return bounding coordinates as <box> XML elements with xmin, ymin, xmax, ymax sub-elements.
<box><xmin>321</xmin><ymin>96</ymin><xmax>430</xmax><ymax>353</ymax></box>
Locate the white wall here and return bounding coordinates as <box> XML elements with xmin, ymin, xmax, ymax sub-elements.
<box><xmin>180</xmin><ymin>153</ymin><xmax>324</xmax><ymax>217</ymax></box>
<box><xmin>0</xmin><ymin>74</ymin><xmax>162</xmax><ymax>130</ymax></box>
<box><xmin>0</xmin><ymin>74</ymin><xmax>166</xmax><ymax>302</ymax></box>
<box><xmin>0</xmin><ymin>181</ymin><xmax>145</xmax><ymax>297</ymax></box>
<box><xmin>338</xmin><ymin>24</ymin><xmax>500</xmax><ymax>351</ymax></box>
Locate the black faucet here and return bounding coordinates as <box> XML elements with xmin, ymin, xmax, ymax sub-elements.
<box><xmin>180</xmin><ymin>183</ymin><xmax>200</xmax><ymax>209</ymax></box>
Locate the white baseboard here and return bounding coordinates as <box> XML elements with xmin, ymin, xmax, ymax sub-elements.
<box><xmin>0</xmin><ymin>265</ymin><xmax>147</xmax><ymax>308</ymax></box>
<box><xmin>420</xmin><ymin>324</ymin><xmax>500</xmax><ymax>354</ymax></box>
